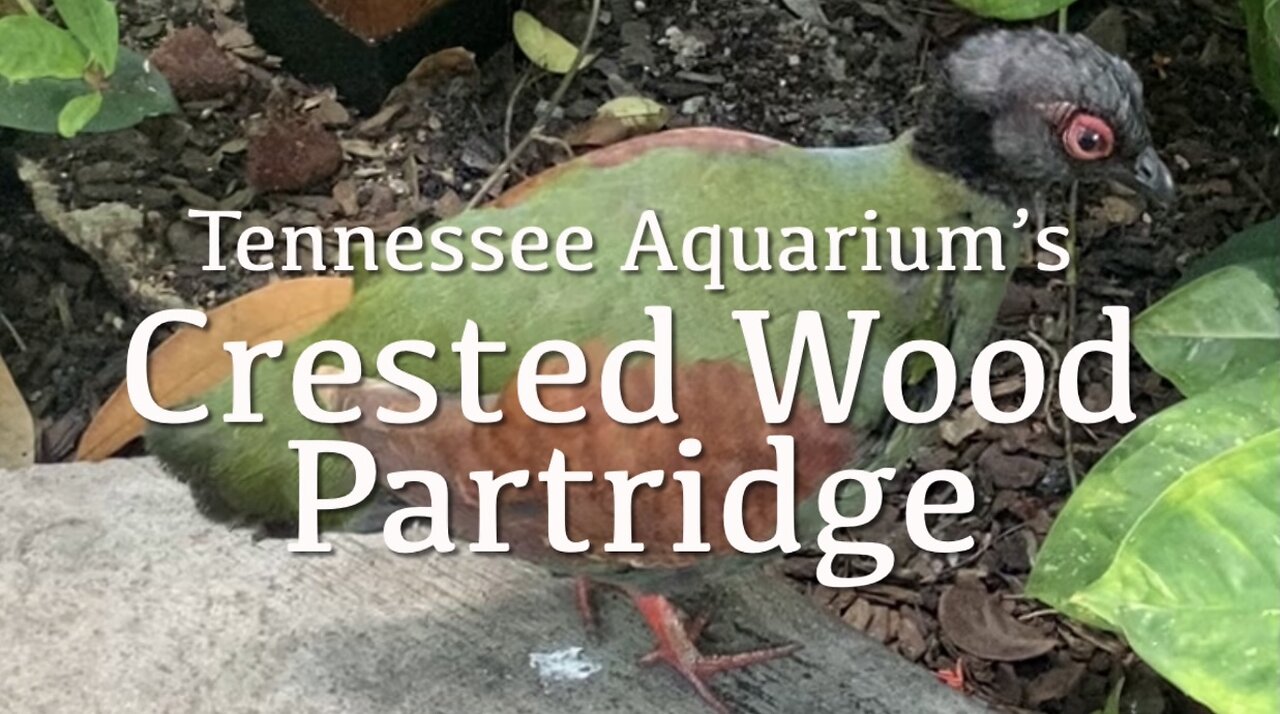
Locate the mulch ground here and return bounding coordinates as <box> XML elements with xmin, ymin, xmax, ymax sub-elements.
<box><xmin>1</xmin><ymin>0</ymin><xmax>1275</xmax><ymax>712</ymax></box>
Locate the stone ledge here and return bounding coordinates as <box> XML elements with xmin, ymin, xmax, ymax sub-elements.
<box><xmin>0</xmin><ymin>459</ymin><xmax>989</xmax><ymax>714</ymax></box>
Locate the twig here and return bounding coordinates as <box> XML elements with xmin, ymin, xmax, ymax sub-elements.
<box><xmin>0</xmin><ymin>310</ymin><xmax>27</xmax><ymax>352</ymax></box>
<box><xmin>465</xmin><ymin>0</ymin><xmax>603</xmax><ymax>211</ymax></box>
<box><xmin>1063</xmin><ymin>180</ymin><xmax>1080</xmax><ymax>488</ymax></box>
<box><xmin>1057</xmin><ymin>3</ymin><xmax>1082</xmax><ymax>490</ymax></box>
<box><xmin>1017</xmin><ymin>608</ymin><xmax>1058</xmax><ymax>621</ymax></box>
<box><xmin>1025</xmin><ymin>329</ymin><xmax>1063</xmax><ymax>436</ymax></box>
<box><xmin>503</xmin><ymin>69</ymin><xmax>535</xmax><ymax>157</ymax></box>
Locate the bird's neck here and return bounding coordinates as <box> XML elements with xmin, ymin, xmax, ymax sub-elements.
<box><xmin>911</xmin><ymin>93</ymin><xmax>1017</xmax><ymax>205</ymax></box>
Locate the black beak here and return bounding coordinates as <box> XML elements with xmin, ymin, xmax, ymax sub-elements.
<box><xmin>1133</xmin><ymin>147</ymin><xmax>1175</xmax><ymax>205</ymax></box>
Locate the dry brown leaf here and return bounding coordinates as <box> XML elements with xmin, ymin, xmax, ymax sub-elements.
<box><xmin>77</xmin><ymin>277</ymin><xmax>353</xmax><ymax>461</ymax></box>
<box><xmin>0</xmin><ymin>353</ymin><xmax>35</xmax><ymax>470</ymax></box>
<box><xmin>406</xmin><ymin>46</ymin><xmax>478</xmax><ymax>84</ymax></box>
<box><xmin>938</xmin><ymin>582</ymin><xmax>1057</xmax><ymax>662</ymax></box>
<box><xmin>567</xmin><ymin>97</ymin><xmax>669</xmax><ymax>148</ymax></box>
<box><xmin>566</xmin><ymin>115</ymin><xmax>633</xmax><ymax>148</ymax></box>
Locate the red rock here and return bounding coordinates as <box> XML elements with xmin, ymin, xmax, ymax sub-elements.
<box><xmin>245</xmin><ymin>115</ymin><xmax>344</xmax><ymax>193</ymax></box>
<box><xmin>149</xmin><ymin>27</ymin><xmax>241</xmax><ymax>102</ymax></box>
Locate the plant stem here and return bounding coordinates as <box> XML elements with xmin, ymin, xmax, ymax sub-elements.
<box><xmin>466</xmin><ymin>0</ymin><xmax>603</xmax><ymax>211</ymax></box>
<box><xmin>1064</xmin><ymin>180</ymin><xmax>1080</xmax><ymax>489</ymax></box>
<box><xmin>16</xmin><ymin>0</ymin><xmax>38</xmax><ymax>16</ymax></box>
<box><xmin>1056</xmin><ymin>4</ymin><xmax>1081</xmax><ymax>489</ymax></box>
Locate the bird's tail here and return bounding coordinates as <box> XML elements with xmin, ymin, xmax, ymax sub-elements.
<box><xmin>146</xmin><ymin>349</ymin><xmax>366</xmax><ymax>531</ymax></box>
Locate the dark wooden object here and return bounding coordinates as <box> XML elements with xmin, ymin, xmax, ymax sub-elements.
<box><xmin>245</xmin><ymin>0</ymin><xmax>512</xmax><ymax>112</ymax></box>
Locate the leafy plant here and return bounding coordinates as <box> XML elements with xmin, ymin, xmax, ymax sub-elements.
<box><xmin>949</xmin><ymin>0</ymin><xmax>1076</xmax><ymax>21</ymax></box>
<box><xmin>0</xmin><ymin>0</ymin><xmax>175</xmax><ymax>137</ymax></box>
<box><xmin>1242</xmin><ymin>0</ymin><xmax>1280</xmax><ymax>117</ymax></box>
<box><xmin>1028</xmin><ymin>218</ymin><xmax>1280</xmax><ymax>714</ymax></box>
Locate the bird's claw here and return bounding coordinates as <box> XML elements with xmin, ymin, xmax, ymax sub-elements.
<box><xmin>630</xmin><ymin>592</ymin><xmax>801</xmax><ymax>714</ymax></box>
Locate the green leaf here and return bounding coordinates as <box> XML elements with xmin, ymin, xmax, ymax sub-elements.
<box><xmin>1242</xmin><ymin>0</ymin><xmax>1280</xmax><ymax>117</ymax></box>
<box><xmin>53</xmin><ymin>0</ymin><xmax>119</xmax><ymax>75</ymax></box>
<box><xmin>1028</xmin><ymin>364</ymin><xmax>1280</xmax><ymax>625</ymax></box>
<box><xmin>1133</xmin><ymin>260</ymin><xmax>1280</xmax><ymax>397</ymax></box>
<box><xmin>949</xmin><ymin>0</ymin><xmax>1076</xmax><ymax>21</ymax></box>
<box><xmin>512</xmin><ymin>10</ymin><xmax>594</xmax><ymax>74</ymax></box>
<box><xmin>0</xmin><ymin>15</ymin><xmax>88</xmax><ymax>80</ymax></box>
<box><xmin>1178</xmin><ymin>216</ymin><xmax>1280</xmax><ymax>285</ymax></box>
<box><xmin>0</xmin><ymin>47</ymin><xmax>176</xmax><ymax>134</ymax></box>
<box><xmin>56</xmin><ymin>89</ymin><xmax>101</xmax><ymax>136</ymax></box>
<box><xmin>1071</xmin><ymin>430</ymin><xmax>1280</xmax><ymax>714</ymax></box>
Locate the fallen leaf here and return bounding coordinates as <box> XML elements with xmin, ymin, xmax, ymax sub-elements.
<box><xmin>76</xmin><ymin>277</ymin><xmax>353</xmax><ymax>461</ymax></box>
<box><xmin>565</xmin><ymin>115</ymin><xmax>633</xmax><ymax>148</ymax></box>
<box><xmin>513</xmin><ymin>10</ymin><xmax>594</xmax><ymax>74</ymax></box>
<box><xmin>938</xmin><ymin>582</ymin><xmax>1057</xmax><ymax>662</ymax></box>
<box><xmin>0</xmin><ymin>353</ymin><xmax>35</xmax><ymax>469</ymax></box>
<box><xmin>598</xmin><ymin>96</ymin><xmax>669</xmax><ymax>130</ymax></box>
<box><xmin>406</xmin><ymin>46</ymin><xmax>478</xmax><ymax>84</ymax></box>
<box><xmin>567</xmin><ymin>96</ymin><xmax>669</xmax><ymax>147</ymax></box>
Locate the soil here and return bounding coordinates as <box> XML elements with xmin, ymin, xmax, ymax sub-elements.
<box><xmin>0</xmin><ymin>0</ymin><xmax>1275</xmax><ymax>712</ymax></box>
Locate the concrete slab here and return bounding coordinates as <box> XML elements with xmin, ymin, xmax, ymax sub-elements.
<box><xmin>0</xmin><ymin>459</ymin><xmax>989</xmax><ymax>713</ymax></box>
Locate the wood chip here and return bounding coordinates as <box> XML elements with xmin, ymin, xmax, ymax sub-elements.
<box><xmin>340</xmin><ymin>139</ymin><xmax>387</xmax><ymax>159</ymax></box>
<box><xmin>332</xmin><ymin>180</ymin><xmax>360</xmax><ymax>217</ymax></box>
<box><xmin>357</xmin><ymin>104</ymin><xmax>405</xmax><ymax>136</ymax></box>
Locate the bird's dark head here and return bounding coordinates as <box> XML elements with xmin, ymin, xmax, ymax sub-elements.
<box><xmin>916</xmin><ymin>28</ymin><xmax>1174</xmax><ymax>205</ymax></box>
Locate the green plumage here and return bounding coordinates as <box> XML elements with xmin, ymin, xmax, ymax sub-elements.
<box><xmin>148</xmin><ymin>131</ymin><xmax>1016</xmax><ymax>532</ymax></box>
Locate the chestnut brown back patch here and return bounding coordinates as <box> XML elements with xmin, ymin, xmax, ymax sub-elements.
<box><xmin>328</xmin><ymin>346</ymin><xmax>855</xmax><ymax>568</ymax></box>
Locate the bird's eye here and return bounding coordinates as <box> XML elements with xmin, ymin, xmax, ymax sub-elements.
<box><xmin>1062</xmin><ymin>113</ymin><xmax>1115</xmax><ymax>161</ymax></box>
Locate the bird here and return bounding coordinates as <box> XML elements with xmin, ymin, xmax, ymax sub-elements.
<box><xmin>148</xmin><ymin>28</ymin><xmax>1172</xmax><ymax>713</ymax></box>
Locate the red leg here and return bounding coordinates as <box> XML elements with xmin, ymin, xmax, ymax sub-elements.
<box><xmin>573</xmin><ymin>576</ymin><xmax>597</xmax><ymax>634</ymax></box>
<box><xmin>629</xmin><ymin>592</ymin><xmax>800</xmax><ymax>714</ymax></box>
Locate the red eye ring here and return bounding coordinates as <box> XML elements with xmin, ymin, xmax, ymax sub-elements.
<box><xmin>1062</xmin><ymin>113</ymin><xmax>1115</xmax><ymax>161</ymax></box>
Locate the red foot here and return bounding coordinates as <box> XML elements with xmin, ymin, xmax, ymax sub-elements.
<box><xmin>936</xmin><ymin>658</ymin><xmax>966</xmax><ymax>691</ymax></box>
<box><xmin>629</xmin><ymin>592</ymin><xmax>800</xmax><ymax>714</ymax></box>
